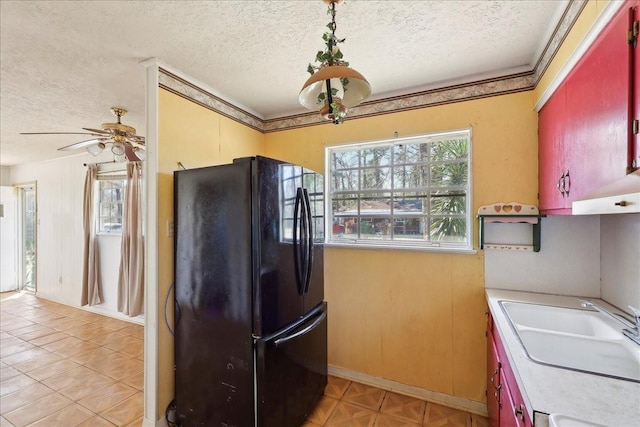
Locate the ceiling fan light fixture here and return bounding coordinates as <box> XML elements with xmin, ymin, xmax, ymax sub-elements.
<box><xmin>111</xmin><ymin>141</ymin><xmax>126</xmax><ymax>156</ymax></box>
<box><xmin>299</xmin><ymin>0</ymin><xmax>370</xmax><ymax>124</ymax></box>
<box><xmin>86</xmin><ymin>142</ymin><xmax>105</xmax><ymax>156</ymax></box>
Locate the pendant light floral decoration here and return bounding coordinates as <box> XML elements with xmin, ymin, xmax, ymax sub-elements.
<box><xmin>299</xmin><ymin>0</ymin><xmax>371</xmax><ymax>124</ymax></box>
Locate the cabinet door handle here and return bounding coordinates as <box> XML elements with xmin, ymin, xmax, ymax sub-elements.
<box><xmin>557</xmin><ymin>173</ymin><xmax>566</xmax><ymax>198</ymax></box>
<box><xmin>494</xmin><ymin>384</ymin><xmax>502</xmax><ymax>403</ymax></box>
<box><xmin>490</xmin><ymin>368</ymin><xmax>499</xmax><ymax>389</ymax></box>
<box><xmin>514</xmin><ymin>404</ymin><xmax>525</xmax><ymax>422</ymax></box>
<box><xmin>562</xmin><ymin>170</ymin><xmax>570</xmax><ymax>197</ymax></box>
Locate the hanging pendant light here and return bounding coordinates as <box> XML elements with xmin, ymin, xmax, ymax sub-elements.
<box><xmin>299</xmin><ymin>0</ymin><xmax>371</xmax><ymax>124</ymax></box>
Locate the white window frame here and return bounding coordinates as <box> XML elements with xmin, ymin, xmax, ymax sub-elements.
<box><xmin>324</xmin><ymin>129</ymin><xmax>473</xmax><ymax>252</ymax></box>
<box><xmin>96</xmin><ymin>176</ymin><xmax>126</xmax><ymax>235</ymax></box>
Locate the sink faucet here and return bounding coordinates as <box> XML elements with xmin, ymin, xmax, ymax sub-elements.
<box><xmin>579</xmin><ymin>300</ymin><xmax>640</xmax><ymax>345</ymax></box>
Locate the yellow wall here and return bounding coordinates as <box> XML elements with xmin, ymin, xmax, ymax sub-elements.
<box><xmin>156</xmin><ymin>89</ymin><xmax>265</xmax><ymax>413</ymax></box>
<box><xmin>264</xmin><ymin>91</ymin><xmax>539</xmax><ymax>402</ymax></box>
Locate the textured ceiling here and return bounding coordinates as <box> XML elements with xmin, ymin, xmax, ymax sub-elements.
<box><xmin>0</xmin><ymin>0</ymin><xmax>567</xmax><ymax>167</ymax></box>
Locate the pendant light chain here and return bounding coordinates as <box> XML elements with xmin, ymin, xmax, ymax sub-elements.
<box><xmin>299</xmin><ymin>0</ymin><xmax>371</xmax><ymax>124</ymax></box>
<box><xmin>328</xmin><ymin>2</ymin><xmax>337</xmax><ymax>65</ymax></box>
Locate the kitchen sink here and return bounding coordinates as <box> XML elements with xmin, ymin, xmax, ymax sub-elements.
<box><xmin>548</xmin><ymin>414</ymin><xmax>608</xmax><ymax>427</ymax></box>
<box><xmin>517</xmin><ymin>329</ymin><xmax>640</xmax><ymax>381</ymax></box>
<box><xmin>500</xmin><ymin>301</ymin><xmax>640</xmax><ymax>382</ymax></box>
<box><xmin>500</xmin><ymin>301</ymin><xmax>622</xmax><ymax>339</ymax></box>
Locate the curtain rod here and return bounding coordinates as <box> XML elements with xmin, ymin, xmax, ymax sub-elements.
<box><xmin>84</xmin><ymin>160</ymin><xmax>117</xmax><ymax>167</ymax></box>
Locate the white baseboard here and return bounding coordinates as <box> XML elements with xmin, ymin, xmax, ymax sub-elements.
<box><xmin>328</xmin><ymin>365</ymin><xmax>488</xmax><ymax>417</ymax></box>
<box><xmin>33</xmin><ymin>291</ymin><xmax>144</xmax><ymax>325</ymax></box>
<box><xmin>141</xmin><ymin>416</ymin><xmax>165</xmax><ymax>427</ymax></box>
<box><xmin>82</xmin><ymin>303</ymin><xmax>144</xmax><ymax>325</ymax></box>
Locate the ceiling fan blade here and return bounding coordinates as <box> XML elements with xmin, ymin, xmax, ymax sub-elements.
<box><xmin>127</xmin><ymin>135</ymin><xmax>145</xmax><ymax>144</ymax></box>
<box><xmin>124</xmin><ymin>144</ymin><xmax>141</xmax><ymax>161</ymax></box>
<box><xmin>58</xmin><ymin>138</ymin><xmax>111</xmax><ymax>151</ymax></box>
<box><xmin>82</xmin><ymin>127</ymin><xmax>111</xmax><ymax>135</ymax></box>
<box><xmin>21</xmin><ymin>131</ymin><xmax>106</xmax><ymax>137</ymax></box>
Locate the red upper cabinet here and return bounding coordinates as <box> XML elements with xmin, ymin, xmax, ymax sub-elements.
<box><xmin>634</xmin><ymin>4</ymin><xmax>640</xmax><ymax>171</ymax></box>
<box><xmin>539</xmin><ymin>84</ymin><xmax>568</xmax><ymax>212</ymax></box>
<box><xmin>539</xmin><ymin>2</ymin><xmax>638</xmax><ymax>214</ymax></box>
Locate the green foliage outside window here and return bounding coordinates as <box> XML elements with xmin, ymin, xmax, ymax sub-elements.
<box><xmin>327</xmin><ymin>130</ymin><xmax>471</xmax><ymax>250</ymax></box>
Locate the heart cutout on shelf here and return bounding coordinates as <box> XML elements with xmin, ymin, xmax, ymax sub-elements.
<box><xmin>503</xmin><ymin>205</ymin><xmax>513</xmax><ymax>213</ymax></box>
<box><xmin>514</xmin><ymin>205</ymin><xmax>522</xmax><ymax>213</ymax></box>
<box><xmin>494</xmin><ymin>205</ymin><xmax>502</xmax><ymax>212</ymax></box>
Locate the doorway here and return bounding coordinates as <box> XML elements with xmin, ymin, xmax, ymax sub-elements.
<box><xmin>17</xmin><ymin>183</ymin><xmax>36</xmax><ymax>292</ymax></box>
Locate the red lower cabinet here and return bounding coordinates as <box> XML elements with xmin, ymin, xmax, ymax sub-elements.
<box><xmin>487</xmin><ymin>312</ymin><xmax>533</xmax><ymax>427</ymax></box>
<box><xmin>487</xmin><ymin>329</ymin><xmax>501</xmax><ymax>427</ymax></box>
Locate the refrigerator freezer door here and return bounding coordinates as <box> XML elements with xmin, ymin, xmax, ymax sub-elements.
<box><xmin>252</xmin><ymin>157</ymin><xmax>305</xmax><ymax>336</ymax></box>
<box><xmin>255</xmin><ymin>302</ymin><xmax>328</xmax><ymax>427</ymax></box>
<box><xmin>278</xmin><ymin>163</ymin><xmax>325</xmax><ymax>316</ymax></box>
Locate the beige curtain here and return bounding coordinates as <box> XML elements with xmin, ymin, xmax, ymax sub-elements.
<box><xmin>118</xmin><ymin>161</ymin><xmax>144</xmax><ymax>316</ymax></box>
<box><xmin>81</xmin><ymin>164</ymin><xmax>103</xmax><ymax>306</ymax></box>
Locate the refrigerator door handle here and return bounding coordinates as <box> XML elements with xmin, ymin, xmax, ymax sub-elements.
<box><xmin>302</xmin><ymin>188</ymin><xmax>313</xmax><ymax>295</ymax></box>
<box><xmin>274</xmin><ymin>309</ymin><xmax>327</xmax><ymax>347</ymax></box>
<box><xmin>293</xmin><ymin>187</ymin><xmax>304</xmax><ymax>295</ymax></box>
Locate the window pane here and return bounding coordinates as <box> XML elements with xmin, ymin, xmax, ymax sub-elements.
<box><xmin>332</xmin><ymin>194</ymin><xmax>358</xmax><ymax>216</ymax></box>
<box><xmin>332</xmin><ymin>150</ymin><xmax>359</xmax><ymax>169</ymax></box>
<box><xmin>393</xmin><ymin>217</ymin><xmax>426</xmax><ymax>239</ymax></box>
<box><xmin>362</xmin><ymin>147</ymin><xmax>391</xmax><ymax>166</ymax></box>
<box><xmin>431</xmin><ymin>162</ymin><xmax>468</xmax><ymax>187</ymax></box>
<box><xmin>361</xmin><ymin>167</ymin><xmax>391</xmax><ymax>190</ymax></box>
<box><xmin>332</xmin><ymin>217</ymin><xmax>358</xmax><ymax>238</ymax></box>
<box><xmin>331</xmin><ymin>169</ymin><xmax>359</xmax><ymax>193</ymax></box>
<box><xmin>358</xmin><ymin>217</ymin><xmax>392</xmax><ymax>240</ymax></box>
<box><xmin>100</xmin><ymin>202</ymin><xmax>113</xmax><ymax>217</ymax></box>
<box><xmin>394</xmin><ymin>143</ymin><xmax>430</xmax><ymax>164</ymax></box>
<box><xmin>394</xmin><ymin>196</ymin><xmax>425</xmax><ymax>214</ymax></box>
<box><xmin>431</xmin><ymin>138</ymin><xmax>468</xmax><ymax>161</ymax></box>
<box><xmin>360</xmin><ymin>195</ymin><xmax>391</xmax><ymax>215</ymax></box>
<box><xmin>430</xmin><ymin>192</ymin><xmax>467</xmax><ymax>215</ymax></box>
<box><xmin>394</xmin><ymin>165</ymin><xmax>429</xmax><ymax>189</ymax></box>
<box><xmin>96</xmin><ymin>178</ymin><xmax>126</xmax><ymax>234</ymax></box>
<box><xmin>429</xmin><ymin>216</ymin><xmax>467</xmax><ymax>242</ymax></box>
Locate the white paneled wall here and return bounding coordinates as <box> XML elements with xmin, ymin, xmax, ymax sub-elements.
<box><xmin>9</xmin><ymin>152</ymin><xmax>125</xmax><ymax>315</ymax></box>
<box><xmin>484</xmin><ymin>215</ymin><xmax>601</xmax><ymax>297</ymax></box>
<box><xmin>485</xmin><ymin>213</ymin><xmax>640</xmax><ymax>316</ymax></box>
<box><xmin>600</xmin><ymin>214</ymin><xmax>640</xmax><ymax>312</ymax></box>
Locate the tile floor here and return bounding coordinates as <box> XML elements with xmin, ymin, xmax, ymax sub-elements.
<box><xmin>1</xmin><ymin>291</ymin><xmax>488</xmax><ymax>427</ymax></box>
<box><xmin>304</xmin><ymin>376</ymin><xmax>488</xmax><ymax>427</ymax></box>
<box><xmin>1</xmin><ymin>291</ymin><xmax>143</xmax><ymax>426</ymax></box>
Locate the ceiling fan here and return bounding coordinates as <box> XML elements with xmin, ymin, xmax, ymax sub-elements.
<box><xmin>21</xmin><ymin>107</ymin><xmax>145</xmax><ymax>162</ymax></box>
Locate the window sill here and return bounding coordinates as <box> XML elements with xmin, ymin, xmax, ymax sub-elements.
<box><xmin>324</xmin><ymin>241</ymin><xmax>477</xmax><ymax>255</ymax></box>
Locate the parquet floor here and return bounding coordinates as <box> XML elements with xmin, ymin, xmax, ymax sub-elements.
<box><xmin>305</xmin><ymin>376</ymin><xmax>489</xmax><ymax>427</ymax></box>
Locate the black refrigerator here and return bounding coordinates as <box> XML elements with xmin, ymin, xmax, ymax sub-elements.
<box><xmin>174</xmin><ymin>156</ymin><xmax>327</xmax><ymax>427</ymax></box>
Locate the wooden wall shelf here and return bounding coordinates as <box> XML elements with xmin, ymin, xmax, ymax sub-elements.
<box><xmin>477</xmin><ymin>203</ymin><xmax>546</xmax><ymax>252</ymax></box>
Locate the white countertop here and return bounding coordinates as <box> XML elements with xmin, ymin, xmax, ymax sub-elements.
<box><xmin>485</xmin><ymin>289</ymin><xmax>640</xmax><ymax>427</ymax></box>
